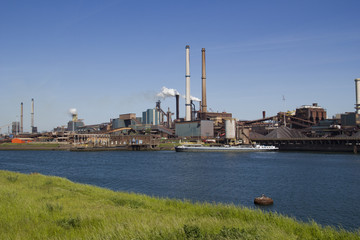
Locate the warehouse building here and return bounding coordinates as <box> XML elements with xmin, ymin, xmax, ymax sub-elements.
<box><xmin>175</xmin><ymin>120</ymin><xmax>214</xmax><ymax>138</ymax></box>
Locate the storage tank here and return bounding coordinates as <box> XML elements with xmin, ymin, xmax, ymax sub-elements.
<box><xmin>225</xmin><ymin>119</ymin><xmax>236</xmax><ymax>139</ymax></box>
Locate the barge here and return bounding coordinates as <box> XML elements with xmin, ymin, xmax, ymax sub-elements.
<box><xmin>175</xmin><ymin>144</ymin><xmax>278</xmax><ymax>152</ymax></box>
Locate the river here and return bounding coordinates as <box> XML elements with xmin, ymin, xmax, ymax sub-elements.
<box><xmin>0</xmin><ymin>150</ymin><xmax>359</xmax><ymax>230</ymax></box>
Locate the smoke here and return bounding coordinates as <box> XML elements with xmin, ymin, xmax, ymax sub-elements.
<box><xmin>156</xmin><ymin>86</ymin><xmax>201</xmax><ymax>102</ymax></box>
<box><xmin>181</xmin><ymin>95</ymin><xmax>201</xmax><ymax>102</ymax></box>
<box><xmin>190</xmin><ymin>96</ymin><xmax>201</xmax><ymax>102</ymax></box>
<box><xmin>156</xmin><ymin>86</ymin><xmax>180</xmax><ymax>99</ymax></box>
<box><xmin>69</xmin><ymin>108</ymin><xmax>77</xmax><ymax>115</ymax></box>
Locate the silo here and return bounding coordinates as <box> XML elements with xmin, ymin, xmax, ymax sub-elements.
<box><xmin>225</xmin><ymin>119</ymin><xmax>236</xmax><ymax>139</ymax></box>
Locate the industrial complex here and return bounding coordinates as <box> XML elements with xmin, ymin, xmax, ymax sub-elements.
<box><xmin>2</xmin><ymin>46</ymin><xmax>360</xmax><ymax>153</ymax></box>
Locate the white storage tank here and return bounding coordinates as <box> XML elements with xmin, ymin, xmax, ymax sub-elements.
<box><xmin>225</xmin><ymin>119</ymin><xmax>236</xmax><ymax>139</ymax></box>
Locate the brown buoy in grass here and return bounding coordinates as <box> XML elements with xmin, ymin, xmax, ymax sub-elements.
<box><xmin>254</xmin><ymin>194</ymin><xmax>273</xmax><ymax>206</ymax></box>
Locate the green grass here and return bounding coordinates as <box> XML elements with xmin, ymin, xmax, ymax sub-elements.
<box><xmin>158</xmin><ymin>142</ymin><xmax>181</xmax><ymax>149</ymax></box>
<box><xmin>0</xmin><ymin>170</ymin><xmax>359</xmax><ymax>239</ymax></box>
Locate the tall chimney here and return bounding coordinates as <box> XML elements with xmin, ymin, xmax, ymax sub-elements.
<box><xmin>176</xmin><ymin>94</ymin><xmax>180</xmax><ymax>120</ymax></box>
<box><xmin>355</xmin><ymin>78</ymin><xmax>360</xmax><ymax>114</ymax></box>
<box><xmin>201</xmin><ymin>48</ymin><xmax>207</xmax><ymax>113</ymax></box>
<box><xmin>185</xmin><ymin>45</ymin><xmax>191</xmax><ymax>121</ymax></box>
<box><xmin>20</xmin><ymin>102</ymin><xmax>23</xmax><ymax>133</ymax></box>
<box><xmin>31</xmin><ymin>98</ymin><xmax>34</xmax><ymax>131</ymax></box>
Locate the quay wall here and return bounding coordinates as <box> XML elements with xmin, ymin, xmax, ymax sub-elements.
<box><xmin>254</xmin><ymin>137</ymin><xmax>360</xmax><ymax>153</ymax></box>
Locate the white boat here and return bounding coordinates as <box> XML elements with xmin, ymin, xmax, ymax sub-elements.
<box><xmin>175</xmin><ymin>144</ymin><xmax>278</xmax><ymax>152</ymax></box>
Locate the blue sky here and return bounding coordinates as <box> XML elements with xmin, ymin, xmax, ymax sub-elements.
<box><xmin>1</xmin><ymin>0</ymin><xmax>360</xmax><ymax>132</ymax></box>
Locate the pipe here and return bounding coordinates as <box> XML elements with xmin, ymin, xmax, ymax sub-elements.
<box><xmin>20</xmin><ymin>102</ymin><xmax>23</xmax><ymax>133</ymax></box>
<box><xmin>355</xmin><ymin>78</ymin><xmax>360</xmax><ymax>114</ymax></box>
<box><xmin>191</xmin><ymin>100</ymin><xmax>196</xmax><ymax>121</ymax></box>
<box><xmin>201</xmin><ymin>48</ymin><xmax>207</xmax><ymax>113</ymax></box>
<box><xmin>185</xmin><ymin>45</ymin><xmax>191</xmax><ymax>121</ymax></box>
<box><xmin>31</xmin><ymin>98</ymin><xmax>34</xmax><ymax>131</ymax></box>
<box><xmin>176</xmin><ymin>94</ymin><xmax>180</xmax><ymax>120</ymax></box>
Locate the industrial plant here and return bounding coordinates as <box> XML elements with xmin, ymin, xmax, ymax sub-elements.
<box><xmin>1</xmin><ymin>46</ymin><xmax>360</xmax><ymax>153</ymax></box>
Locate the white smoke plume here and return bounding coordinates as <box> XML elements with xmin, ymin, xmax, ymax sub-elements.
<box><xmin>181</xmin><ymin>95</ymin><xmax>201</xmax><ymax>102</ymax></box>
<box><xmin>190</xmin><ymin>96</ymin><xmax>201</xmax><ymax>102</ymax></box>
<box><xmin>156</xmin><ymin>86</ymin><xmax>180</xmax><ymax>99</ymax></box>
<box><xmin>156</xmin><ymin>86</ymin><xmax>201</xmax><ymax>102</ymax></box>
<box><xmin>69</xmin><ymin>108</ymin><xmax>77</xmax><ymax>115</ymax></box>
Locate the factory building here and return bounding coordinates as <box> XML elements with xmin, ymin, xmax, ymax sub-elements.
<box><xmin>77</xmin><ymin>123</ymin><xmax>109</xmax><ymax>134</ymax></box>
<box><xmin>175</xmin><ymin>120</ymin><xmax>214</xmax><ymax>138</ymax></box>
<box><xmin>112</xmin><ymin>113</ymin><xmax>138</xmax><ymax>129</ymax></box>
<box><xmin>142</xmin><ymin>109</ymin><xmax>162</xmax><ymax>125</ymax></box>
<box><xmin>295</xmin><ymin>103</ymin><xmax>326</xmax><ymax>124</ymax></box>
<box><xmin>67</xmin><ymin>109</ymin><xmax>84</xmax><ymax>132</ymax></box>
<box><xmin>341</xmin><ymin>112</ymin><xmax>360</xmax><ymax>127</ymax></box>
<box><xmin>67</xmin><ymin>120</ymin><xmax>84</xmax><ymax>132</ymax></box>
<box><xmin>198</xmin><ymin>112</ymin><xmax>233</xmax><ymax>123</ymax></box>
<box><xmin>12</xmin><ymin>122</ymin><xmax>20</xmax><ymax>135</ymax></box>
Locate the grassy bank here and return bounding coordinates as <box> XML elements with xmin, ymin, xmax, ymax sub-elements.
<box><xmin>158</xmin><ymin>142</ymin><xmax>181</xmax><ymax>150</ymax></box>
<box><xmin>0</xmin><ymin>170</ymin><xmax>359</xmax><ymax>239</ymax></box>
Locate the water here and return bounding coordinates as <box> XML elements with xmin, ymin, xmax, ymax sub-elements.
<box><xmin>0</xmin><ymin>150</ymin><xmax>359</xmax><ymax>230</ymax></box>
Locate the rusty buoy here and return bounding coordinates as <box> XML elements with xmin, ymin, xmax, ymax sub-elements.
<box><xmin>254</xmin><ymin>194</ymin><xmax>273</xmax><ymax>206</ymax></box>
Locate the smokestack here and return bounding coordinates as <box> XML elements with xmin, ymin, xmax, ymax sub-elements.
<box><xmin>69</xmin><ymin>108</ymin><xmax>78</xmax><ymax>122</ymax></box>
<box><xmin>185</xmin><ymin>45</ymin><xmax>191</xmax><ymax>121</ymax></box>
<box><xmin>31</xmin><ymin>98</ymin><xmax>34</xmax><ymax>130</ymax></box>
<box><xmin>20</xmin><ymin>102</ymin><xmax>23</xmax><ymax>133</ymax></box>
<box><xmin>355</xmin><ymin>78</ymin><xmax>360</xmax><ymax>114</ymax></box>
<box><xmin>263</xmin><ymin>111</ymin><xmax>266</xmax><ymax>119</ymax></box>
<box><xmin>201</xmin><ymin>48</ymin><xmax>207</xmax><ymax>113</ymax></box>
<box><xmin>176</xmin><ymin>94</ymin><xmax>180</xmax><ymax>120</ymax></box>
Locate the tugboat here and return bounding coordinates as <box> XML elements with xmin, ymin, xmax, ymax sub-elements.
<box><xmin>254</xmin><ymin>194</ymin><xmax>274</xmax><ymax>206</ymax></box>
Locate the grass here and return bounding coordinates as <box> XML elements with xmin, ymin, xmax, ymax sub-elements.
<box><xmin>0</xmin><ymin>170</ymin><xmax>359</xmax><ymax>239</ymax></box>
<box><xmin>158</xmin><ymin>142</ymin><xmax>181</xmax><ymax>149</ymax></box>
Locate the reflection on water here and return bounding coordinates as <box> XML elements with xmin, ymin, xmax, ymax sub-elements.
<box><xmin>0</xmin><ymin>150</ymin><xmax>359</xmax><ymax>230</ymax></box>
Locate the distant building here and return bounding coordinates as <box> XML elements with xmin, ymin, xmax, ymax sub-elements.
<box><xmin>175</xmin><ymin>120</ymin><xmax>214</xmax><ymax>138</ymax></box>
<box><xmin>67</xmin><ymin>120</ymin><xmax>84</xmax><ymax>132</ymax></box>
<box><xmin>142</xmin><ymin>109</ymin><xmax>162</xmax><ymax>125</ymax></box>
<box><xmin>31</xmin><ymin>126</ymin><xmax>38</xmax><ymax>134</ymax></box>
<box><xmin>77</xmin><ymin>123</ymin><xmax>109</xmax><ymax>133</ymax></box>
<box><xmin>341</xmin><ymin>112</ymin><xmax>360</xmax><ymax>127</ymax></box>
<box><xmin>112</xmin><ymin>113</ymin><xmax>139</xmax><ymax>130</ymax></box>
<box><xmin>198</xmin><ymin>112</ymin><xmax>232</xmax><ymax>122</ymax></box>
<box><xmin>12</xmin><ymin>122</ymin><xmax>20</xmax><ymax>135</ymax></box>
<box><xmin>53</xmin><ymin>126</ymin><xmax>67</xmax><ymax>132</ymax></box>
<box><xmin>295</xmin><ymin>103</ymin><xmax>326</xmax><ymax>124</ymax></box>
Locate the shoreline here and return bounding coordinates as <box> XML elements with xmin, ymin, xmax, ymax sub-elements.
<box><xmin>0</xmin><ymin>169</ymin><xmax>359</xmax><ymax>239</ymax></box>
<box><xmin>0</xmin><ymin>143</ymin><xmax>176</xmax><ymax>151</ymax></box>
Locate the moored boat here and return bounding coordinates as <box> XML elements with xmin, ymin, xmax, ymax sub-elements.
<box><xmin>175</xmin><ymin>144</ymin><xmax>278</xmax><ymax>152</ymax></box>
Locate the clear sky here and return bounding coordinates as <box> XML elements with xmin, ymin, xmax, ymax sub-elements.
<box><xmin>1</xmin><ymin>0</ymin><xmax>360</xmax><ymax>133</ymax></box>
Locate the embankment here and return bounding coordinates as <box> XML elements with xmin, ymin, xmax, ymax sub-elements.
<box><xmin>0</xmin><ymin>143</ymin><xmax>71</xmax><ymax>151</ymax></box>
<box><xmin>0</xmin><ymin>170</ymin><xmax>359</xmax><ymax>239</ymax></box>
